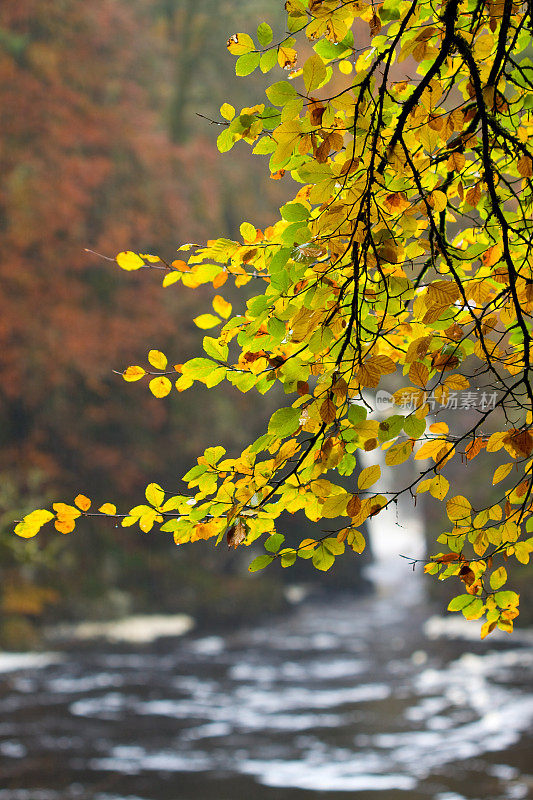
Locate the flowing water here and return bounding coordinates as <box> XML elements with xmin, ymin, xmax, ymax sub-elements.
<box><xmin>0</xmin><ymin>586</ymin><xmax>532</xmax><ymax>800</ymax></box>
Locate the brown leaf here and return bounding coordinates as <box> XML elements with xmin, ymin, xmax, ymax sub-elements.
<box><xmin>332</xmin><ymin>377</ymin><xmax>348</xmax><ymax>397</ymax></box>
<box><xmin>459</xmin><ymin>565</ymin><xmax>475</xmax><ymax>586</ymax></box>
<box><xmin>346</xmin><ymin>494</ymin><xmax>362</xmax><ymax>518</ymax></box>
<box><xmin>369</xmin><ymin>13</ymin><xmax>381</xmax><ymax>35</ymax></box>
<box><xmin>431</xmin><ymin>351</ymin><xmax>460</xmax><ymax>370</ymax></box>
<box><xmin>518</xmin><ymin>155</ymin><xmax>533</xmax><ymax>178</ymax></box>
<box><xmin>444</xmin><ymin>323</ymin><xmax>463</xmax><ymax>341</ymax></box>
<box><xmin>466</xmin><ymin>182</ymin><xmax>481</xmax><ymax>207</ymax></box>
<box><xmin>315</xmin><ymin>137</ymin><xmax>332</xmax><ymax>163</ymax></box>
<box><xmin>503</xmin><ymin>428</ymin><xmax>533</xmax><ymax>458</ymax></box>
<box><xmin>227</xmin><ymin>518</ymin><xmax>247</xmax><ymax>549</ymax></box>
<box><xmin>438</xmin><ymin>553</ymin><xmax>460</xmax><ymax>563</ymax></box>
<box><xmin>309</xmin><ymin>100</ymin><xmax>325</xmax><ymax>127</ymax></box>
<box><xmin>320</xmin><ymin>398</ymin><xmax>336</xmax><ymax>424</ymax></box>
<box><xmin>409</xmin><ymin>361</ymin><xmax>429</xmax><ymax>387</ymax></box>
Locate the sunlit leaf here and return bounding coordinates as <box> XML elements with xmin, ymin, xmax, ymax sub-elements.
<box><xmin>116</xmin><ymin>251</ymin><xmax>144</xmax><ymax>271</ymax></box>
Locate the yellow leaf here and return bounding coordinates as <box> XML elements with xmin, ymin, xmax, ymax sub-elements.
<box><xmin>278</xmin><ymin>45</ymin><xmax>297</xmax><ymax>69</ymax></box>
<box><xmin>14</xmin><ymin>509</ymin><xmax>54</xmax><ymax>539</ymax></box>
<box><xmin>240</xmin><ymin>222</ymin><xmax>256</xmax><ymax>242</ymax></box>
<box><xmin>446</xmin><ymin>495</ymin><xmax>472</xmax><ymax>521</ymax></box>
<box><xmin>429</xmin><ymin>422</ymin><xmax>449</xmax><ymax>435</ymax></box>
<box><xmin>415</xmin><ymin>439</ymin><xmax>445</xmax><ymax>460</ymax></box>
<box><xmin>347</xmin><ymin>529</ymin><xmax>366</xmax><ymax>553</ymax></box>
<box><xmin>148</xmin><ymin>349</ymin><xmax>168</xmax><ymax>370</ymax></box>
<box><xmin>25</xmin><ymin>509</ymin><xmax>54</xmax><ymax>526</ymax></box>
<box><xmin>176</xmin><ymin>374</ymin><xmax>194</xmax><ymax>392</ymax></box>
<box><xmin>490</xmin><ymin>566</ymin><xmax>507</xmax><ymax>590</ymax></box>
<box><xmin>99</xmin><ymin>503</ymin><xmax>117</xmax><ymax>515</ymax></box>
<box><xmin>191</xmin><ymin>521</ymin><xmax>219</xmax><ymax>541</ymax></box>
<box><xmin>444</xmin><ymin>374</ymin><xmax>470</xmax><ymax>390</ymax></box>
<box><xmin>212</xmin><ymin>295</ymin><xmax>232</xmax><ymax>319</ymax></box>
<box><xmin>123</xmin><ymin>366</ymin><xmax>146</xmax><ymax>382</ymax></box>
<box><xmin>116</xmin><ymin>251</ymin><xmax>145</xmax><ymax>271</ymax></box>
<box><xmin>429</xmin><ymin>475</ymin><xmax>449</xmax><ymax>500</ymax></box>
<box><xmin>53</xmin><ymin>503</ymin><xmax>81</xmax><ymax>520</ymax></box>
<box><xmin>146</xmin><ymin>482</ymin><xmax>164</xmax><ymax>508</ymax></box>
<box><xmin>492</xmin><ymin>463</ymin><xmax>513</xmax><ymax>484</ymax></box>
<box><xmin>149</xmin><ymin>376</ymin><xmax>172</xmax><ymax>398</ymax></box>
<box><xmin>358</xmin><ymin>465</ymin><xmax>381</xmax><ymax>490</ymax></box>
<box><xmin>193</xmin><ymin>314</ymin><xmax>222</xmax><ymax>329</ymax></box>
<box><xmin>74</xmin><ymin>494</ymin><xmax>91</xmax><ymax>511</ymax></box>
<box><xmin>227</xmin><ymin>33</ymin><xmax>255</xmax><ymax>55</ymax></box>
<box><xmin>429</xmin><ymin>190</ymin><xmax>447</xmax><ymax>211</ymax></box>
<box><xmin>220</xmin><ymin>103</ymin><xmax>235</xmax><ymax>121</ymax></box>
<box><xmin>385</xmin><ymin>441</ymin><xmax>413</xmax><ymax>466</ymax></box>
<box><xmin>486</xmin><ymin>431</ymin><xmax>506</xmax><ymax>452</ymax></box>
<box><xmin>303</xmin><ymin>53</ymin><xmax>326</xmax><ymax>92</ymax></box>
<box><xmin>447</xmin><ymin>152</ymin><xmax>465</xmax><ymax>171</ymax></box>
<box><xmin>162</xmin><ymin>272</ymin><xmax>181</xmax><ymax>288</ymax></box>
<box><xmin>321</xmin><ymin>493</ymin><xmax>349</xmax><ymax>518</ymax></box>
<box><xmin>480</xmin><ymin>620</ymin><xmax>497</xmax><ymax>639</ymax></box>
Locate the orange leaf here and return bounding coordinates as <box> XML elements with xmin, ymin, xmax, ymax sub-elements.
<box><xmin>74</xmin><ymin>494</ymin><xmax>91</xmax><ymax>511</ymax></box>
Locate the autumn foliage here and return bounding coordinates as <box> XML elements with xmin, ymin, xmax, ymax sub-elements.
<box><xmin>16</xmin><ymin>0</ymin><xmax>533</xmax><ymax>637</ymax></box>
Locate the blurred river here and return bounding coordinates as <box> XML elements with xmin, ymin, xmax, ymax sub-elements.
<box><xmin>0</xmin><ymin>583</ymin><xmax>532</xmax><ymax>800</ymax></box>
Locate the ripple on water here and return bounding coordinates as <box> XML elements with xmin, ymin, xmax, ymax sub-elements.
<box><xmin>240</xmin><ymin>756</ymin><xmax>418</xmax><ymax>793</ymax></box>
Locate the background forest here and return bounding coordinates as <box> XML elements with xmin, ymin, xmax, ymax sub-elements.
<box><xmin>0</xmin><ymin>0</ymin><xmax>297</xmax><ymax>646</ymax></box>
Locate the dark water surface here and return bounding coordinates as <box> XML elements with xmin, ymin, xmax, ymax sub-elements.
<box><xmin>0</xmin><ymin>591</ymin><xmax>532</xmax><ymax>800</ymax></box>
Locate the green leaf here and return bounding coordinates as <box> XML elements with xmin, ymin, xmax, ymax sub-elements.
<box><xmin>248</xmin><ymin>554</ymin><xmax>274</xmax><ymax>572</ymax></box>
<box><xmin>217</xmin><ymin>129</ymin><xmax>236</xmax><ymax>153</ymax></box>
<box><xmin>314</xmin><ymin>39</ymin><xmax>350</xmax><ymax>61</ymax></box>
<box><xmin>490</xmin><ymin>566</ymin><xmax>507</xmax><ymax>590</ymax></box>
<box><xmin>265</xmin><ymin>81</ymin><xmax>297</xmax><ymax>107</ymax></box>
<box><xmin>268</xmin><ymin>407</ymin><xmax>301</xmax><ymax>437</ymax></box>
<box><xmin>280</xmin><ymin>548</ymin><xmax>297</xmax><ymax>567</ymax></box>
<box><xmin>265</xmin><ymin>533</ymin><xmax>285</xmax><ymax>552</ymax></box>
<box><xmin>280</xmin><ymin>202</ymin><xmax>310</xmax><ymax>222</ymax></box>
<box><xmin>495</xmin><ymin>590</ymin><xmax>520</xmax><ymax>608</ymax></box>
<box><xmin>260</xmin><ymin>48</ymin><xmax>278</xmax><ymax>73</ymax></box>
<box><xmin>236</xmin><ymin>51</ymin><xmax>260</xmax><ymax>76</ymax></box>
<box><xmin>182</xmin><ymin>358</ymin><xmax>217</xmax><ymax>378</ymax></box>
<box><xmin>323</xmin><ymin>537</ymin><xmax>345</xmax><ymax>555</ymax></box>
<box><xmin>312</xmin><ymin>543</ymin><xmax>335</xmax><ymax>571</ymax></box>
<box><xmin>253</xmin><ymin>137</ymin><xmax>277</xmax><ymax>155</ymax></box>
<box><xmin>257</xmin><ymin>22</ymin><xmax>273</xmax><ymax>46</ymax></box>
<box><xmin>447</xmin><ymin>594</ymin><xmax>475</xmax><ymax>612</ymax></box>
<box><xmin>203</xmin><ymin>337</ymin><xmax>228</xmax><ymax>361</ymax></box>
<box><xmin>403</xmin><ymin>415</ymin><xmax>426</xmax><ymax>439</ymax></box>
<box><xmin>269</xmin><ymin>247</ymin><xmax>292</xmax><ymax>274</ymax></box>
<box><xmin>348</xmin><ymin>404</ymin><xmax>367</xmax><ymax>425</ymax></box>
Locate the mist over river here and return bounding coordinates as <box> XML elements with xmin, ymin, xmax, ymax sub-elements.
<box><xmin>0</xmin><ymin>581</ymin><xmax>532</xmax><ymax>800</ymax></box>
